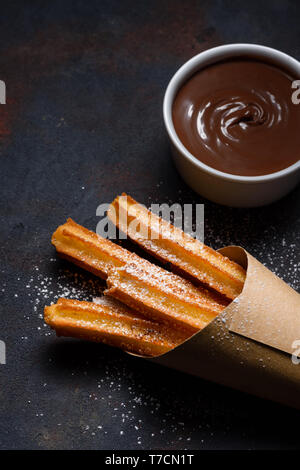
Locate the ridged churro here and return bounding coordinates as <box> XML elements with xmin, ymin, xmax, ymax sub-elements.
<box><xmin>105</xmin><ymin>257</ymin><xmax>227</xmax><ymax>332</ymax></box>
<box><xmin>51</xmin><ymin>219</ymin><xmax>227</xmax><ymax>332</ymax></box>
<box><xmin>107</xmin><ymin>194</ymin><xmax>246</xmax><ymax>300</ymax></box>
<box><xmin>44</xmin><ymin>297</ymin><xmax>188</xmax><ymax>357</ymax></box>
<box><xmin>52</xmin><ymin>218</ymin><xmax>137</xmax><ymax>279</ymax></box>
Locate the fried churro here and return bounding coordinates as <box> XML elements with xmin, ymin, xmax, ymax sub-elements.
<box><xmin>44</xmin><ymin>297</ymin><xmax>188</xmax><ymax>357</ymax></box>
<box><xmin>51</xmin><ymin>219</ymin><xmax>227</xmax><ymax>332</ymax></box>
<box><xmin>52</xmin><ymin>218</ymin><xmax>137</xmax><ymax>279</ymax></box>
<box><xmin>105</xmin><ymin>257</ymin><xmax>227</xmax><ymax>332</ymax></box>
<box><xmin>107</xmin><ymin>194</ymin><xmax>246</xmax><ymax>300</ymax></box>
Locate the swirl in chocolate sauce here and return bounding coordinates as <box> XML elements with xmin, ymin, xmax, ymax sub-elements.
<box><xmin>172</xmin><ymin>59</ymin><xmax>300</xmax><ymax>176</ymax></box>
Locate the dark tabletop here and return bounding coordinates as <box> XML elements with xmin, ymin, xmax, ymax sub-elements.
<box><xmin>1</xmin><ymin>0</ymin><xmax>300</xmax><ymax>450</ymax></box>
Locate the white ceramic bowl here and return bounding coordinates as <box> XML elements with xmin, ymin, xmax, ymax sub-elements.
<box><xmin>163</xmin><ymin>44</ymin><xmax>300</xmax><ymax>207</ymax></box>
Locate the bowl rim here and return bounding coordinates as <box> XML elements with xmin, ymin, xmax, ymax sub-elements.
<box><xmin>163</xmin><ymin>43</ymin><xmax>300</xmax><ymax>184</ymax></box>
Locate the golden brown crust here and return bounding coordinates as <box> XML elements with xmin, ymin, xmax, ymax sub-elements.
<box><xmin>105</xmin><ymin>257</ymin><xmax>226</xmax><ymax>331</ymax></box>
<box><xmin>51</xmin><ymin>218</ymin><xmax>138</xmax><ymax>279</ymax></box>
<box><xmin>107</xmin><ymin>194</ymin><xmax>246</xmax><ymax>300</ymax></box>
<box><xmin>51</xmin><ymin>218</ymin><xmax>227</xmax><ymax>333</ymax></box>
<box><xmin>44</xmin><ymin>298</ymin><xmax>189</xmax><ymax>357</ymax></box>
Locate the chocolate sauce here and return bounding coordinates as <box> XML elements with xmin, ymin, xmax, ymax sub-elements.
<box><xmin>172</xmin><ymin>58</ymin><xmax>300</xmax><ymax>176</ymax></box>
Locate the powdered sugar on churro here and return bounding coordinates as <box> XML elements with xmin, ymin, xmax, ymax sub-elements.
<box><xmin>22</xmin><ymin>258</ymin><xmax>105</xmax><ymax>332</ymax></box>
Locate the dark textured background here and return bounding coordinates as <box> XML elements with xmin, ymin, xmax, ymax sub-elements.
<box><xmin>0</xmin><ymin>0</ymin><xmax>300</xmax><ymax>450</ymax></box>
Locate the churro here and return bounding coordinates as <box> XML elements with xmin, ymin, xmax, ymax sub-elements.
<box><xmin>52</xmin><ymin>218</ymin><xmax>227</xmax><ymax>330</ymax></box>
<box><xmin>44</xmin><ymin>297</ymin><xmax>188</xmax><ymax>357</ymax></box>
<box><xmin>107</xmin><ymin>194</ymin><xmax>246</xmax><ymax>300</ymax></box>
<box><xmin>52</xmin><ymin>218</ymin><xmax>137</xmax><ymax>279</ymax></box>
<box><xmin>105</xmin><ymin>257</ymin><xmax>227</xmax><ymax>331</ymax></box>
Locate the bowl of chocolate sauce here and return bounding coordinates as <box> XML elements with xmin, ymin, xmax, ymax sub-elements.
<box><xmin>163</xmin><ymin>44</ymin><xmax>300</xmax><ymax>207</ymax></box>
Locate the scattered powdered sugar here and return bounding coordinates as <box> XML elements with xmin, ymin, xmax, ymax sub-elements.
<box><xmin>10</xmin><ymin>256</ymin><xmax>205</xmax><ymax>448</ymax></box>
<box><xmin>22</xmin><ymin>258</ymin><xmax>105</xmax><ymax>334</ymax></box>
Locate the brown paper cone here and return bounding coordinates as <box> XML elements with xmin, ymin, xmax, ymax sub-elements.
<box><xmin>136</xmin><ymin>246</ymin><xmax>300</xmax><ymax>409</ymax></box>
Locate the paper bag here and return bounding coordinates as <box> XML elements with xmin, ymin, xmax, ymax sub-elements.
<box><xmin>138</xmin><ymin>246</ymin><xmax>300</xmax><ymax>409</ymax></box>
